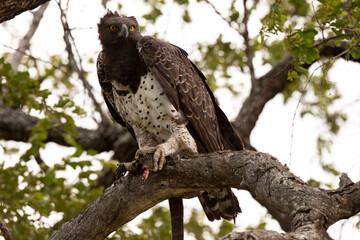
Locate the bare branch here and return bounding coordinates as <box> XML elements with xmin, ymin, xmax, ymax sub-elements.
<box><xmin>0</xmin><ymin>217</ymin><xmax>15</xmax><ymax>240</ymax></box>
<box><xmin>0</xmin><ymin>0</ymin><xmax>50</xmax><ymax>23</ymax></box>
<box><xmin>242</xmin><ymin>0</ymin><xmax>256</xmax><ymax>85</ymax></box>
<box><xmin>10</xmin><ymin>2</ymin><xmax>49</xmax><ymax>73</ymax></box>
<box><xmin>49</xmin><ymin>150</ymin><xmax>360</xmax><ymax>240</ymax></box>
<box><xmin>203</xmin><ymin>0</ymin><xmax>242</xmax><ymax>36</ymax></box>
<box><xmin>2</xmin><ymin>43</ymin><xmax>70</xmax><ymax>75</ymax></box>
<box><xmin>56</xmin><ymin>1</ymin><xmax>108</xmax><ymax>124</ymax></box>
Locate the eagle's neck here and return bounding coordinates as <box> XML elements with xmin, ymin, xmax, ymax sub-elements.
<box><xmin>103</xmin><ymin>40</ymin><xmax>147</xmax><ymax>93</ymax></box>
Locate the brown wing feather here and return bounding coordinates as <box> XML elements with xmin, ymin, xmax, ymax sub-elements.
<box><xmin>137</xmin><ymin>36</ymin><xmax>243</xmax><ymax>222</ymax></box>
<box><xmin>96</xmin><ymin>51</ymin><xmax>136</xmax><ymax>139</ymax></box>
<box><xmin>137</xmin><ymin>36</ymin><xmax>243</xmax><ymax>152</ymax></box>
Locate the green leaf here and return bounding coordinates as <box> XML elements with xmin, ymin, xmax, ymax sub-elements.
<box><xmin>86</xmin><ymin>149</ymin><xmax>98</xmax><ymax>156</ymax></box>
<box><xmin>55</xmin><ymin>98</ymin><xmax>73</xmax><ymax>108</ymax></box>
<box><xmin>288</xmin><ymin>70</ymin><xmax>299</xmax><ymax>81</ymax></box>
<box><xmin>77</xmin><ymin>160</ymin><xmax>92</xmax><ymax>168</ymax></box>
<box><xmin>63</xmin><ymin>132</ymin><xmax>77</xmax><ymax>146</ymax></box>
<box><xmin>72</xmin><ymin>106</ymin><xmax>86</xmax><ymax>116</ymax></box>
<box><xmin>143</xmin><ymin>7</ymin><xmax>162</xmax><ymax>23</ymax></box>
<box><xmin>322</xmin><ymin>164</ymin><xmax>340</xmax><ymax>176</ymax></box>
<box><xmin>350</xmin><ymin>47</ymin><xmax>360</xmax><ymax>59</ymax></box>
<box><xmin>182</xmin><ymin>9</ymin><xmax>191</xmax><ymax>23</ymax></box>
<box><xmin>72</xmin><ymin>146</ymin><xmax>84</xmax><ymax>158</ymax></box>
<box><xmin>307</xmin><ymin>179</ymin><xmax>321</xmax><ymax>188</ymax></box>
<box><xmin>63</xmin><ymin>115</ymin><xmax>76</xmax><ymax>132</ymax></box>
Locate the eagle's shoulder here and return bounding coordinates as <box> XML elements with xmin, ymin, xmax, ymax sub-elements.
<box><xmin>96</xmin><ymin>50</ymin><xmax>112</xmax><ymax>96</ymax></box>
<box><xmin>96</xmin><ymin>50</ymin><xmax>131</xmax><ymax>131</ymax></box>
<box><xmin>96</xmin><ymin>51</ymin><xmax>105</xmax><ymax>81</ymax></box>
<box><xmin>137</xmin><ymin>36</ymin><xmax>188</xmax><ymax>62</ymax></box>
<box><xmin>137</xmin><ymin>35</ymin><xmax>164</xmax><ymax>50</ymax></box>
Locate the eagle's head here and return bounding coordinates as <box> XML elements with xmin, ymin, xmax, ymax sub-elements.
<box><xmin>98</xmin><ymin>11</ymin><xmax>141</xmax><ymax>47</ymax></box>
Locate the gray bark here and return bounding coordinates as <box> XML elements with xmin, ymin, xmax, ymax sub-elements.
<box><xmin>0</xmin><ymin>217</ymin><xmax>15</xmax><ymax>240</ymax></box>
<box><xmin>0</xmin><ymin>0</ymin><xmax>50</xmax><ymax>23</ymax></box>
<box><xmin>49</xmin><ymin>151</ymin><xmax>360</xmax><ymax>240</ymax></box>
<box><xmin>1</xmin><ymin>5</ymin><xmax>359</xmax><ymax>235</ymax></box>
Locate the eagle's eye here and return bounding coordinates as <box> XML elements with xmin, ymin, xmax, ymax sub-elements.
<box><xmin>109</xmin><ymin>25</ymin><xmax>116</xmax><ymax>31</ymax></box>
<box><xmin>129</xmin><ymin>26</ymin><xmax>135</xmax><ymax>32</ymax></box>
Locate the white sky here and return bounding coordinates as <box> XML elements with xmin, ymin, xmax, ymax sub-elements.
<box><xmin>1</xmin><ymin>0</ymin><xmax>360</xmax><ymax>239</ymax></box>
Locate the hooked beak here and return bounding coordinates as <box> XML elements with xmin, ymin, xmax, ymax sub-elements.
<box><xmin>118</xmin><ymin>24</ymin><xmax>128</xmax><ymax>38</ymax></box>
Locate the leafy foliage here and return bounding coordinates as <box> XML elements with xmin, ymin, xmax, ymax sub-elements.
<box><xmin>0</xmin><ymin>57</ymin><xmax>50</xmax><ymax>110</ymax></box>
<box><xmin>0</xmin><ymin>154</ymin><xmax>102</xmax><ymax>239</ymax></box>
<box><xmin>0</xmin><ymin>54</ymin><xmax>101</xmax><ymax>238</ymax></box>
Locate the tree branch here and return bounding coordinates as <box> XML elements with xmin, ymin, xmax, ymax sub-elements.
<box><xmin>0</xmin><ymin>0</ymin><xmax>50</xmax><ymax>23</ymax></box>
<box><xmin>242</xmin><ymin>0</ymin><xmax>256</xmax><ymax>85</ymax></box>
<box><xmin>0</xmin><ymin>101</ymin><xmax>137</xmax><ymax>162</ymax></box>
<box><xmin>10</xmin><ymin>2</ymin><xmax>49</xmax><ymax>73</ymax></box>
<box><xmin>56</xmin><ymin>1</ymin><xmax>108</xmax><ymax>124</ymax></box>
<box><xmin>49</xmin><ymin>150</ymin><xmax>360</xmax><ymax>240</ymax></box>
<box><xmin>203</xmin><ymin>0</ymin><xmax>241</xmax><ymax>36</ymax></box>
<box><xmin>0</xmin><ymin>217</ymin><xmax>15</xmax><ymax>240</ymax></box>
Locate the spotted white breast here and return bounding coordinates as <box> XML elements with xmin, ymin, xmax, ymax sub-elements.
<box><xmin>112</xmin><ymin>72</ymin><xmax>187</xmax><ymax>143</ymax></box>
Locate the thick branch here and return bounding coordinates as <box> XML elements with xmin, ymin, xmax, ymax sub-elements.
<box><xmin>0</xmin><ymin>102</ymin><xmax>137</xmax><ymax>162</ymax></box>
<box><xmin>0</xmin><ymin>0</ymin><xmax>50</xmax><ymax>23</ymax></box>
<box><xmin>50</xmin><ymin>150</ymin><xmax>360</xmax><ymax>240</ymax></box>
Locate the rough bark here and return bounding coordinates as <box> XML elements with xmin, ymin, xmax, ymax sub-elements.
<box><xmin>1</xmin><ymin>6</ymin><xmax>359</xmax><ymax>234</ymax></box>
<box><xmin>49</xmin><ymin>150</ymin><xmax>360</xmax><ymax>240</ymax></box>
<box><xmin>0</xmin><ymin>217</ymin><xmax>15</xmax><ymax>240</ymax></box>
<box><xmin>0</xmin><ymin>0</ymin><xmax>50</xmax><ymax>23</ymax></box>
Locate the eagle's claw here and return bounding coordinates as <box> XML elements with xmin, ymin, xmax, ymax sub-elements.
<box><xmin>153</xmin><ymin>145</ymin><xmax>166</xmax><ymax>171</ymax></box>
<box><xmin>135</xmin><ymin>145</ymin><xmax>167</xmax><ymax>172</ymax></box>
<box><xmin>114</xmin><ymin>161</ymin><xmax>138</xmax><ymax>185</ymax></box>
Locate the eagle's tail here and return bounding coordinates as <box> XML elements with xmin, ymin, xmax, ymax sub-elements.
<box><xmin>198</xmin><ymin>187</ymin><xmax>241</xmax><ymax>222</ymax></box>
<box><xmin>169</xmin><ymin>197</ymin><xmax>184</xmax><ymax>240</ymax></box>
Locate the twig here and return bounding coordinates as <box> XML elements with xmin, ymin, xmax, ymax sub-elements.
<box><xmin>313</xmin><ymin>33</ymin><xmax>354</xmax><ymax>49</ymax></box>
<box><xmin>10</xmin><ymin>2</ymin><xmax>49</xmax><ymax>73</ymax></box>
<box><xmin>242</xmin><ymin>0</ymin><xmax>256</xmax><ymax>86</ymax></box>
<box><xmin>3</xmin><ymin>43</ymin><xmax>70</xmax><ymax>75</ymax></box>
<box><xmin>203</xmin><ymin>0</ymin><xmax>257</xmax><ymax>85</ymax></box>
<box><xmin>312</xmin><ymin>1</ymin><xmax>325</xmax><ymax>43</ymax></box>
<box><xmin>0</xmin><ymin>217</ymin><xmax>15</xmax><ymax>240</ymax></box>
<box><xmin>56</xmin><ymin>0</ymin><xmax>108</xmax><ymax>124</ymax></box>
<box><xmin>289</xmin><ymin>46</ymin><xmax>353</xmax><ymax>163</ymax></box>
<box><xmin>203</xmin><ymin>0</ymin><xmax>242</xmax><ymax>36</ymax></box>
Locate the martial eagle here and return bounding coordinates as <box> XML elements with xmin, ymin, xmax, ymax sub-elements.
<box><xmin>97</xmin><ymin>11</ymin><xmax>244</xmax><ymax>239</ymax></box>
